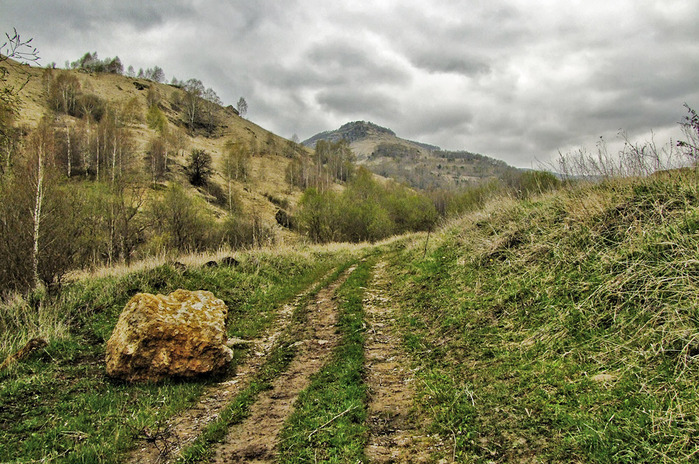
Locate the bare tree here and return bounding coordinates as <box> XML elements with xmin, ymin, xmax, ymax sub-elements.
<box><xmin>1</xmin><ymin>29</ymin><xmax>39</xmax><ymax>172</ymax></box>
<box><xmin>236</xmin><ymin>97</ymin><xmax>248</xmax><ymax>118</ymax></box>
<box><xmin>182</xmin><ymin>78</ymin><xmax>204</xmax><ymax>131</ymax></box>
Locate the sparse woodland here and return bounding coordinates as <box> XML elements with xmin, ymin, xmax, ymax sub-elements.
<box><xmin>0</xmin><ymin>46</ymin><xmax>443</xmax><ymax>295</ymax></box>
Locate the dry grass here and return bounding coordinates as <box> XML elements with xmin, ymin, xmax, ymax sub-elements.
<box><xmin>3</xmin><ymin>60</ymin><xmax>310</xmax><ymax>241</ymax></box>
<box><xmin>0</xmin><ymin>291</ymin><xmax>69</xmax><ymax>361</ymax></box>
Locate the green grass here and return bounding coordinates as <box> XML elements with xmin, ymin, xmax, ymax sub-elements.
<box><xmin>386</xmin><ymin>170</ymin><xmax>699</xmax><ymax>462</ymax></box>
<box><xmin>0</xmin><ymin>247</ymin><xmax>356</xmax><ymax>463</ymax></box>
<box><xmin>277</xmin><ymin>258</ymin><xmax>374</xmax><ymax>463</ymax></box>
<box><xmin>175</xmin><ymin>259</ymin><xmax>359</xmax><ymax>463</ymax></box>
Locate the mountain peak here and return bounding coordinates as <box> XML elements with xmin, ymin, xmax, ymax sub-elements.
<box><xmin>302</xmin><ymin>121</ymin><xmax>395</xmax><ymax>147</ymax></box>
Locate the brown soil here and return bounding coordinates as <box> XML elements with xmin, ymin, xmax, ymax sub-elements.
<box><xmin>126</xmin><ymin>274</ymin><xmax>326</xmax><ymax>464</ymax></box>
<box><xmin>206</xmin><ymin>265</ymin><xmax>356</xmax><ymax>463</ymax></box>
<box><xmin>364</xmin><ymin>261</ymin><xmax>442</xmax><ymax>463</ymax></box>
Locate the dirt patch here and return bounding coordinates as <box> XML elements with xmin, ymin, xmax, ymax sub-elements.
<box><xmin>364</xmin><ymin>261</ymin><xmax>441</xmax><ymax>463</ymax></box>
<box><xmin>126</xmin><ymin>277</ymin><xmax>321</xmax><ymax>464</ymax></box>
<box><xmin>207</xmin><ymin>265</ymin><xmax>356</xmax><ymax>463</ymax></box>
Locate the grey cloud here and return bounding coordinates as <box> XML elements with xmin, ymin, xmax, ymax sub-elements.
<box><xmin>305</xmin><ymin>41</ymin><xmax>411</xmax><ymax>86</ymax></box>
<box><xmin>2</xmin><ymin>0</ymin><xmax>699</xmax><ymax>168</ymax></box>
<box><xmin>14</xmin><ymin>0</ymin><xmax>195</xmax><ymax>31</ymax></box>
<box><xmin>315</xmin><ymin>89</ymin><xmax>400</xmax><ymax>120</ymax></box>
<box><xmin>410</xmin><ymin>52</ymin><xmax>490</xmax><ymax>76</ymax></box>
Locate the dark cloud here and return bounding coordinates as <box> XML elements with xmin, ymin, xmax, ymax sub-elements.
<box><xmin>1</xmin><ymin>0</ymin><xmax>698</xmax><ymax>167</ymax></box>
<box><xmin>305</xmin><ymin>41</ymin><xmax>411</xmax><ymax>86</ymax></box>
<box><xmin>410</xmin><ymin>52</ymin><xmax>491</xmax><ymax>76</ymax></box>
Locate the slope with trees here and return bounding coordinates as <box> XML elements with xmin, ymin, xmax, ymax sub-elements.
<box><xmin>304</xmin><ymin>121</ymin><xmax>520</xmax><ymax>190</ymax></box>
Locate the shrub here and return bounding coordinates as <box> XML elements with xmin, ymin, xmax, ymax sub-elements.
<box><xmin>186</xmin><ymin>149</ymin><xmax>213</xmax><ymax>187</ymax></box>
<box><xmin>145</xmin><ymin>104</ymin><xmax>167</xmax><ymax>132</ymax></box>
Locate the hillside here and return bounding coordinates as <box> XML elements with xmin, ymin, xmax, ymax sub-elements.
<box><xmin>1</xmin><ymin>58</ymin><xmax>353</xmax><ymax>292</ymax></box>
<box><xmin>304</xmin><ymin>120</ymin><xmax>519</xmax><ymax>190</ymax></box>
<box><xmin>2</xmin><ymin>168</ymin><xmax>698</xmax><ymax>462</ymax></box>
<box><xmin>2</xmin><ymin>59</ymin><xmax>313</xmax><ymax>239</ymax></box>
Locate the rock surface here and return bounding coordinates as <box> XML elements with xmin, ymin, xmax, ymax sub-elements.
<box><xmin>106</xmin><ymin>289</ymin><xmax>233</xmax><ymax>382</ymax></box>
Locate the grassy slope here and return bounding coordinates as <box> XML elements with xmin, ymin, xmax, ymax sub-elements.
<box><xmin>1</xmin><ymin>60</ymin><xmax>311</xmax><ymax>235</ymax></box>
<box><xmin>386</xmin><ymin>169</ymin><xmax>699</xmax><ymax>462</ymax></box>
<box><xmin>0</xmin><ymin>245</ymin><xmax>363</xmax><ymax>463</ymax></box>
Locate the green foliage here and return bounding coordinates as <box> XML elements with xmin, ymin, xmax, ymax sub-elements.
<box><xmin>296</xmin><ymin>168</ymin><xmax>438</xmax><ymax>243</ymax></box>
<box><xmin>146</xmin><ymin>104</ymin><xmax>167</xmax><ymax>132</ymax></box>
<box><xmin>148</xmin><ymin>183</ymin><xmax>217</xmax><ymax>253</ymax></box>
<box><xmin>297</xmin><ymin>188</ymin><xmax>340</xmax><ymax>243</ymax></box>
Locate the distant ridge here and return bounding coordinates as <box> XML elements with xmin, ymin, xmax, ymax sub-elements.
<box><xmin>304</xmin><ymin>121</ymin><xmax>518</xmax><ymax>190</ymax></box>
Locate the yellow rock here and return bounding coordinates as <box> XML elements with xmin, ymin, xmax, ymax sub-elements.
<box><xmin>106</xmin><ymin>289</ymin><xmax>233</xmax><ymax>382</ymax></box>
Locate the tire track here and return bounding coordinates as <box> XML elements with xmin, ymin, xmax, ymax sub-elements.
<box><xmin>364</xmin><ymin>260</ymin><xmax>440</xmax><ymax>463</ymax></box>
<box><xmin>205</xmin><ymin>265</ymin><xmax>357</xmax><ymax>463</ymax></box>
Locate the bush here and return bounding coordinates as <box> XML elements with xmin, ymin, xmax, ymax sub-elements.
<box><xmin>295</xmin><ymin>168</ymin><xmax>438</xmax><ymax>243</ymax></box>
<box><xmin>148</xmin><ymin>184</ymin><xmax>217</xmax><ymax>253</ymax></box>
<box><xmin>222</xmin><ymin>214</ymin><xmax>276</xmax><ymax>249</ymax></box>
<box><xmin>186</xmin><ymin>149</ymin><xmax>213</xmax><ymax>186</ymax></box>
<box><xmin>146</xmin><ymin>104</ymin><xmax>167</xmax><ymax>132</ymax></box>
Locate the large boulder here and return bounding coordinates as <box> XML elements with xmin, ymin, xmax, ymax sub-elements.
<box><xmin>106</xmin><ymin>289</ymin><xmax>234</xmax><ymax>382</ymax></box>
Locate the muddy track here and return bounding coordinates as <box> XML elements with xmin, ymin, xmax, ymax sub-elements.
<box><xmin>364</xmin><ymin>260</ymin><xmax>442</xmax><ymax>463</ymax></box>
<box><xmin>126</xmin><ymin>270</ymin><xmax>336</xmax><ymax>464</ymax></box>
<box><xmin>204</xmin><ymin>265</ymin><xmax>356</xmax><ymax>463</ymax></box>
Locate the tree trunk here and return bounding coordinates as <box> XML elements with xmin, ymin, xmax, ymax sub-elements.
<box><xmin>32</xmin><ymin>141</ymin><xmax>44</xmax><ymax>288</ymax></box>
<box><xmin>66</xmin><ymin>127</ymin><xmax>72</xmax><ymax>177</ymax></box>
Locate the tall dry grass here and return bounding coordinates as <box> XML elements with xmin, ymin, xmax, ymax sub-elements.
<box><xmin>556</xmin><ymin>130</ymin><xmax>697</xmax><ymax>181</ymax></box>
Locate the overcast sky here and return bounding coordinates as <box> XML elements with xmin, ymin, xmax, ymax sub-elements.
<box><xmin>2</xmin><ymin>0</ymin><xmax>698</xmax><ymax>167</ymax></box>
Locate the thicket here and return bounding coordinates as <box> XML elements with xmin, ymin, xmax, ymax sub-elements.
<box><xmin>296</xmin><ymin>167</ymin><xmax>438</xmax><ymax>243</ymax></box>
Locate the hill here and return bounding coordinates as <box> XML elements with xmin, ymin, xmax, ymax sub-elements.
<box><xmin>303</xmin><ymin>120</ymin><xmax>519</xmax><ymax>189</ymax></box>
<box><xmin>0</xmin><ymin>58</ymin><xmax>341</xmax><ymax>292</ymax></box>
<box><xmin>3</xmin><ymin>59</ymin><xmax>311</xmax><ymax>224</ymax></box>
